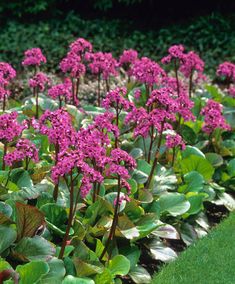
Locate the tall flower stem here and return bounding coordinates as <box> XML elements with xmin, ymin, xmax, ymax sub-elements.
<box><xmin>147</xmin><ymin>125</ymin><xmax>155</xmax><ymax>163</ymax></box>
<box><xmin>2</xmin><ymin>142</ymin><xmax>7</xmax><ymax>170</ymax></box>
<box><xmin>174</xmin><ymin>59</ymin><xmax>180</xmax><ymax>95</ymax></box>
<box><xmin>59</xmin><ymin>171</ymin><xmax>74</xmax><ymax>259</ymax></box>
<box><xmin>100</xmin><ymin>176</ymin><xmax>121</xmax><ymax>260</ymax></box>
<box><xmin>145</xmin><ymin>121</ymin><xmax>164</xmax><ymax>189</ymax></box>
<box><xmin>115</xmin><ymin>105</ymin><xmax>120</xmax><ymax>148</ymax></box>
<box><xmin>59</xmin><ymin>96</ymin><xmax>62</xmax><ymax>109</ymax></box>
<box><xmin>75</xmin><ymin>78</ymin><xmax>80</xmax><ymax>102</ymax></box>
<box><xmin>171</xmin><ymin>147</ymin><xmax>176</xmax><ymax>167</ymax></box>
<box><xmin>34</xmin><ymin>86</ymin><xmax>39</xmax><ymax>119</ymax></box>
<box><xmin>97</xmin><ymin>73</ymin><xmax>101</xmax><ymax>107</ymax></box>
<box><xmin>105</xmin><ymin>79</ymin><xmax>110</xmax><ymax>93</ymax></box>
<box><xmin>53</xmin><ymin>142</ymin><xmax>60</xmax><ymax>202</ymax></box>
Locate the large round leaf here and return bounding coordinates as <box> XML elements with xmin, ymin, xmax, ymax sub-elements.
<box><xmin>158</xmin><ymin>193</ymin><xmax>190</xmax><ymax>216</ymax></box>
<box><xmin>39</xmin><ymin>258</ymin><xmax>65</xmax><ymax>283</ymax></box>
<box><xmin>148</xmin><ymin>239</ymin><xmax>177</xmax><ymax>262</ymax></box>
<box><xmin>180</xmin><ymin>155</ymin><xmax>214</xmax><ymax>181</ymax></box>
<box><xmin>62</xmin><ymin>275</ymin><xmax>95</xmax><ymax>284</ymax></box>
<box><xmin>108</xmin><ymin>255</ymin><xmax>130</xmax><ymax>276</ymax></box>
<box><xmin>0</xmin><ymin>225</ymin><xmax>17</xmax><ymax>254</ymax></box>
<box><xmin>16</xmin><ymin>261</ymin><xmax>49</xmax><ymax>284</ymax></box>
<box><xmin>15</xmin><ymin>202</ymin><xmax>45</xmax><ymax>240</ymax></box>
<box><xmin>129</xmin><ymin>265</ymin><xmax>151</xmax><ymax>284</ymax></box>
<box><xmin>13</xmin><ymin>236</ymin><xmax>55</xmax><ymax>261</ymax></box>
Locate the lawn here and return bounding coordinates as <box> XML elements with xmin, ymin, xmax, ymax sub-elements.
<box><xmin>152</xmin><ymin>212</ymin><xmax>235</xmax><ymax>284</ymax></box>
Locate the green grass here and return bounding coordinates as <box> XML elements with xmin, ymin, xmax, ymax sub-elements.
<box><xmin>152</xmin><ymin>212</ymin><xmax>235</xmax><ymax>284</ymax></box>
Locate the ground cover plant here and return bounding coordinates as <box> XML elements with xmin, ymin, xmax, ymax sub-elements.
<box><xmin>0</xmin><ymin>38</ymin><xmax>234</xmax><ymax>283</ymax></box>
<box><xmin>152</xmin><ymin>211</ymin><xmax>235</xmax><ymax>284</ymax></box>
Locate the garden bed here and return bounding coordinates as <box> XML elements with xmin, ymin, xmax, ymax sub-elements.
<box><xmin>0</xmin><ymin>38</ymin><xmax>235</xmax><ymax>283</ymax></box>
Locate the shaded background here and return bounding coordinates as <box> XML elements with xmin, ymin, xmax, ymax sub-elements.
<box><xmin>0</xmin><ymin>0</ymin><xmax>235</xmax><ymax>73</ymax></box>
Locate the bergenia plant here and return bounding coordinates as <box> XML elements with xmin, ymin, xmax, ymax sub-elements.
<box><xmin>0</xmin><ymin>112</ymin><xmax>26</xmax><ymax>170</ymax></box>
<box><xmin>0</xmin><ymin>62</ymin><xmax>16</xmax><ymax>111</ymax></box>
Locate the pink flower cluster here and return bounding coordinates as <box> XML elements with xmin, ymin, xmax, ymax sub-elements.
<box><xmin>200</xmin><ymin>99</ymin><xmax>231</xmax><ymax>134</ymax></box>
<box><xmin>131</xmin><ymin>57</ymin><xmax>166</xmax><ymax>86</ymax></box>
<box><xmin>37</xmin><ymin>109</ymin><xmax>76</xmax><ymax>151</ymax></box>
<box><xmin>22</xmin><ymin>48</ymin><xmax>46</xmax><ymax>66</ymax></box>
<box><xmin>179</xmin><ymin>51</ymin><xmax>204</xmax><ymax>78</ymax></box>
<box><xmin>161</xmin><ymin>45</ymin><xmax>185</xmax><ymax>64</ymax></box>
<box><xmin>48</xmin><ymin>79</ymin><xmax>72</xmax><ymax>100</ymax></box>
<box><xmin>146</xmin><ymin>87</ymin><xmax>178</xmax><ymax>112</ymax></box>
<box><xmin>76</xmin><ymin>127</ymin><xmax>110</xmax><ymax>170</ymax></box>
<box><xmin>0</xmin><ymin>62</ymin><xmax>16</xmax><ymax>101</ymax></box>
<box><xmin>106</xmin><ymin>148</ymin><xmax>136</xmax><ymax>179</ymax></box>
<box><xmin>4</xmin><ymin>138</ymin><xmax>39</xmax><ymax>166</ymax></box>
<box><xmin>51</xmin><ymin>150</ymin><xmax>103</xmax><ymax>198</ymax></box>
<box><xmin>60</xmin><ymin>52</ymin><xmax>86</xmax><ymax>78</ymax></box>
<box><xmin>0</xmin><ymin>62</ymin><xmax>16</xmax><ymax>85</ymax></box>
<box><xmin>29</xmin><ymin>72</ymin><xmax>50</xmax><ymax>91</ymax></box>
<box><xmin>93</xmin><ymin>112</ymin><xmax>119</xmax><ymax>138</ymax></box>
<box><xmin>119</xmin><ymin>49</ymin><xmax>138</xmax><ymax>75</ymax></box>
<box><xmin>102</xmin><ymin>87</ymin><xmax>133</xmax><ymax>111</ymax></box>
<box><xmin>216</xmin><ymin>62</ymin><xmax>235</xmax><ymax>81</ymax></box>
<box><xmin>86</xmin><ymin>52</ymin><xmax>118</xmax><ymax>80</ymax></box>
<box><xmin>0</xmin><ymin>112</ymin><xmax>26</xmax><ymax>142</ymax></box>
<box><xmin>165</xmin><ymin>133</ymin><xmax>185</xmax><ymax>150</ymax></box>
<box><xmin>69</xmin><ymin>38</ymin><xmax>93</xmax><ymax>57</ymax></box>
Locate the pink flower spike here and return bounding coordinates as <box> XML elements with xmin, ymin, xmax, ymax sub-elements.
<box><xmin>22</xmin><ymin>48</ymin><xmax>46</xmax><ymax>66</ymax></box>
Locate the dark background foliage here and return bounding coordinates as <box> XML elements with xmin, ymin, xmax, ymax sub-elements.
<box><xmin>0</xmin><ymin>0</ymin><xmax>235</xmax><ymax>74</ymax></box>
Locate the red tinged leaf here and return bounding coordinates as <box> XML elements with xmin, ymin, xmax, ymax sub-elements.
<box><xmin>16</xmin><ymin>202</ymin><xmax>45</xmax><ymax>241</ymax></box>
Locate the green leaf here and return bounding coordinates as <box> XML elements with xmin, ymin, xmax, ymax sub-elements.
<box><xmin>129</xmin><ymin>265</ymin><xmax>151</xmax><ymax>284</ymax></box>
<box><xmin>181</xmin><ymin>171</ymin><xmax>204</xmax><ymax>193</ymax></box>
<box><xmin>0</xmin><ymin>202</ymin><xmax>12</xmax><ymax>217</ymax></box>
<box><xmin>148</xmin><ymin>239</ymin><xmax>177</xmax><ymax>262</ymax></box>
<box><xmin>180</xmin><ymin>223</ymin><xmax>198</xmax><ymax>245</ymax></box>
<box><xmin>130</xmin><ymin>148</ymin><xmax>143</xmax><ymax>159</ymax></box>
<box><xmin>132</xmin><ymin>160</ymin><xmax>151</xmax><ymax>184</ymax></box>
<box><xmin>227</xmin><ymin>158</ymin><xmax>235</xmax><ymax>177</ymax></box>
<box><xmin>180</xmin><ymin>155</ymin><xmax>214</xmax><ymax>181</ymax></box>
<box><xmin>13</xmin><ymin>236</ymin><xmax>55</xmax><ymax>261</ymax></box>
<box><xmin>182</xmin><ymin>146</ymin><xmax>205</xmax><ymax>159</ymax></box>
<box><xmin>10</xmin><ymin>169</ymin><xmax>34</xmax><ymax>190</ymax></box>
<box><xmin>205</xmin><ymin>153</ymin><xmax>223</xmax><ymax>167</ymax></box>
<box><xmin>135</xmin><ymin>214</ymin><xmax>159</xmax><ymax>239</ymax></box>
<box><xmin>73</xmin><ymin>257</ymin><xmax>104</xmax><ymax>277</ymax></box>
<box><xmin>63</xmin><ymin>275</ymin><xmax>95</xmax><ymax>284</ymax></box>
<box><xmin>181</xmin><ymin>125</ymin><xmax>197</xmax><ymax>144</ymax></box>
<box><xmin>40</xmin><ymin>258</ymin><xmax>66</xmax><ymax>283</ymax></box>
<box><xmin>83</xmin><ymin>105</ymin><xmax>105</xmax><ymax>116</ymax></box>
<box><xmin>0</xmin><ymin>259</ymin><xmax>12</xmax><ymax>271</ymax></box>
<box><xmin>124</xmin><ymin>200</ymin><xmax>143</xmax><ymax>222</ymax></box>
<box><xmin>138</xmin><ymin>188</ymin><xmax>153</xmax><ymax>203</ymax></box>
<box><xmin>186</xmin><ymin>193</ymin><xmax>207</xmax><ymax>216</ymax></box>
<box><xmin>16</xmin><ymin>261</ymin><xmax>49</xmax><ymax>284</ymax></box>
<box><xmin>153</xmin><ymin>165</ymin><xmax>177</xmax><ymax>194</ymax></box>
<box><xmin>119</xmin><ymin>245</ymin><xmax>141</xmax><ymax>270</ymax></box>
<box><xmin>117</xmin><ymin>215</ymin><xmax>139</xmax><ymax>239</ymax></box>
<box><xmin>0</xmin><ymin>225</ymin><xmax>17</xmax><ymax>254</ymax></box>
<box><xmin>40</xmin><ymin>203</ymin><xmax>67</xmax><ymax>229</ymax></box>
<box><xmin>157</xmin><ymin>193</ymin><xmax>190</xmax><ymax>216</ymax></box>
<box><xmin>15</xmin><ymin>202</ymin><xmax>45</xmax><ymax>240</ymax></box>
<box><xmin>108</xmin><ymin>255</ymin><xmax>130</xmax><ymax>276</ymax></box>
<box><xmin>152</xmin><ymin>223</ymin><xmax>180</xmax><ymax>239</ymax></box>
<box><xmin>94</xmin><ymin>268</ymin><xmax>113</xmax><ymax>284</ymax></box>
<box><xmin>214</xmin><ymin>192</ymin><xmax>235</xmax><ymax>211</ymax></box>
